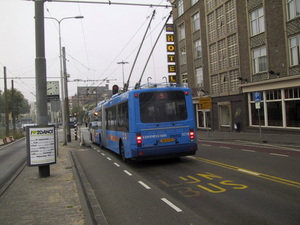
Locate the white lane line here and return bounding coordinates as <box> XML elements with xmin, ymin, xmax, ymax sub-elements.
<box><xmin>114</xmin><ymin>163</ymin><xmax>120</xmax><ymax>167</ymax></box>
<box><xmin>97</xmin><ymin>150</ymin><xmax>101</xmax><ymax>153</ymax></box>
<box><xmin>161</xmin><ymin>198</ymin><xmax>182</xmax><ymax>212</ymax></box>
<box><xmin>107</xmin><ymin>157</ymin><xmax>112</xmax><ymax>161</ymax></box>
<box><xmin>220</xmin><ymin>146</ymin><xmax>230</xmax><ymax>149</ymax></box>
<box><xmin>242</xmin><ymin>149</ymin><xmax>256</xmax><ymax>152</ymax></box>
<box><xmin>202</xmin><ymin>144</ymin><xmax>211</xmax><ymax>147</ymax></box>
<box><xmin>238</xmin><ymin>169</ymin><xmax>260</xmax><ymax>176</ymax></box>
<box><xmin>124</xmin><ymin>170</ymin><xmax>132</xmax><ymax>176</ymax></box>
<box><xmin>270</xmin><ymin>153</ymin><xmax>289</xmax><ymax>157</ymax></box>
<box><xmin>138</xmin><ymin>181</ymin><xmax>151</xmax><ymax>190</ymax></box>
<box><xmin>101</xmin><ymin>153</ymin><xmax>105</xmax><ymax>156</ymax></box>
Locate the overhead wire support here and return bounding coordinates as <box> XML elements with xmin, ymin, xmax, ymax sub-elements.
<box><xmin>137</xmin><ymin>11</ymin><xmax>173</xmax><ymax>88</ymax></box>
<box><xmin>43</xmin><ymin>0</ymin><xmax>171</xmax><ymax>8</ymax></box>
<box><xmin>124</xmin><ymin>10</ymin><xmax>156</xmax><ymax>92</ymax></box>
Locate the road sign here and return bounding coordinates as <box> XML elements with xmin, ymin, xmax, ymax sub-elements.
<box><xmin>199</xmin><ymin>97</ymin><xmax>212</xmax><ymax>109</ymax></box>
<box><xmin>255</xmin><ymin>102</ymin><xmax>261</xmax><ymax>109</ymax></box>
<box><xmin>254</xmin><ymin>92</ymin><xmax>261</xmax><ymax>102</ymax></box>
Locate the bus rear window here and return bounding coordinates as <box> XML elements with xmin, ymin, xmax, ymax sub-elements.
<box><xmin>140</xmin><ymin>91</ymin><xmax>187</xmax><ymax>123</ymax></box>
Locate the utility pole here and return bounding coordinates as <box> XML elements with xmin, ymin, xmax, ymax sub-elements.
<box><xmin>11</xmin><ymin>80</ymin><xmax>16</xmax><ymax>136</ymax></box>
<box><xmin>117</xmin><ymin>61</ymin><xmax>129</xmax><ymax>88</ymax></box>
<box><xmin>3</xmin><ymin>67</ymin><xmax>9</xmax><ymax>137</ymax></box>
<box><xmin>62</xmin><ymin>47</ymin><xmax>71</xmax><ymax>142</ymax></box>
<box><xmin>35</xmin><ymin>0</ymin><xmax>50</xmax><ymax>177</ymax></box>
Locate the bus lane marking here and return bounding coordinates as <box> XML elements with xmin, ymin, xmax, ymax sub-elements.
<box><xmin>161</xmin><ymin>198</ymin><xmax>182</xmax><ymax>212</ymax></box>
<box><xmin>138</xmin><ymin>181</ymin><xmax>151</xmax><ymax>190</ymax></box>
<box><xmin>242</xmin><ymin>149</ymin><xmax>256</xmax><ymax>152</ymax></box>
<box><xmin>159</xmin><ymin>172</ymin><xmax>248</xmax><ymax>197</ymax></box>
<box><xmin>193</xmin><ymin>157</ymin><xmax>300</xmax><ymax>188</ymax></box>
<box><xmin>124</xmin><ymin>170</ymin><xmax>132</xmax><ymax>176</ymax></box>
<box><xmin>270</xmin><ymin>153</ymin><xmax>289</xmax><ymax>157</ymax></box>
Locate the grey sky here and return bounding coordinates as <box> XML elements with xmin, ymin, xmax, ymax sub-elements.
<box><xmin>0</xmin><ymin>0</ymin><xmax>172</xmax><ymax>102</ymax></box>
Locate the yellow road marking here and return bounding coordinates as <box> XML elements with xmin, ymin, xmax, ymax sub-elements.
<box><xmin>192</xmin><ymin>157</ymin><xmax>300</xmax><ymax>188</ymax></box>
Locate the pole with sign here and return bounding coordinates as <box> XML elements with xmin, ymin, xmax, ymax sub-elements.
<box><xmin>254</xmin><ymin>92</ymin><xmax>262</xmax><ymax>140</ymax></box>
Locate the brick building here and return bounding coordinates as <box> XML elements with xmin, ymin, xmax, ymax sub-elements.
<box><xmin>170</xmin><ymin>0</ymin><xmax>300</xmax><ymax>133</ymax></box>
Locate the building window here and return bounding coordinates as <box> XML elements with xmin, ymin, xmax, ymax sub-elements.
<box><xmin>194</xmin><ymin>39</ymin><xmax>202</xmax><ymax>59</ymax></box>
<box><xmin>287</xmin><ymin>0</ymin><xmax>300</xmax><ymax>20</ymax></box>
<box><xmin>220</xmin><ymin>72</ymin><xmax>229</xmax><ymax>93</ymax></box>
<box><xmin>289</xmin><ymin>35</ymin><xmax>300</xmax><ymax>66</ymax></box>
<box><xmin>218</xmin><ymin>39</ymin><xmax>227</xmax><ymax>70</ymax></box>
<box><xmin>209</xmin><ymin>43</ymin><xmax>218</xmax><ymax>72</ymax></box>
<box><xmin>216</xmin><ymin>5</ymin><xmax>225</xmax><ymax>38</ymax></box>
<box><xmin>226</xmin><ymin>0</ymin><xmax>236</xmax><ymax>33</ymax></box>
<box><xmin>178</xmin><ymin>0</ymin><xmax>184</xmax><ymax>16</ymax></box>
<box><xmin>211</xmin><ymin>74</ymin><xmax>219</xmax><ymax>94</ymax></box>
<box><xmin>192</xmin><ymin>12</ymin><xmax>200</xmax><ymax>31</ymax></box>
<box><xmin>250</xmin><ymin>7</ymin><xmax>265</xmax><ymax>36</ymax></box>
<box><xmin>178</xmin><ymin>23</ymin><xmax>185</xmax><ymax>40</ymax></box>
<box><xmin>207</xmin><ymin>12</ymin><xmax>216</xmax><ymax>42</ymax></box>
<box><xmin>196</xmin><ymin>67</ymin><xmax>203</xmax><ymax>88</ymax></box>
<box><xmin>180</xmin><ymin>47</ymin><xmax>187</xmax><ymax>65</ymax></box>
<box><xmin>253</xmin><ymin>47</ymin><xmax>267</xmax><ymax>73</ymax></box>
<box><xmin>229</xmin><ymin>69</ymin><xmax>239</xmax><ymax>92</ymax></box>
<box><xmin>192</xmin><ymin>0</ymin><xmax>199</xmax><ymax>5</ymax></box>
<box><xmin>285</xmin><ymin>88</ymin><xmax>300</xmax><ymax>127</ymax></box>
<box><xmin>219</xmin><ymin>103</ymin><xmax>230</xmax><ymax>126</ymax></box>
<box><xmin>249</xmin><ymin>88</ymin><xmax>300</xmax><ymax>128</ymax></box>
<box><xmin>228</xmin><ymin>34</ymin><xmax>238</xmax><ymax>67</ymax></box>
<box><xmin>182</xmin><ymin>73</ymin><xmax>188</xmax><ymax>84</ymax></box>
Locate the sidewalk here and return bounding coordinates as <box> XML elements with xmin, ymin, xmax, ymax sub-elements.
<box><xmin>0</xmin><ymin>141</ymin><xmax>86</xmax><ymax>225</ymax></box>
<box><xmin>197</xmin><ymin>129</ymin><xmax>300</xmax><ymax>148</ymax></box>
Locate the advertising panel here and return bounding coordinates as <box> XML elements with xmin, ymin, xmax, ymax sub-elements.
<box><xmin>26</xmin><ymin>125</ymin><xmax>56</xmax><ymax>166</ymax></box>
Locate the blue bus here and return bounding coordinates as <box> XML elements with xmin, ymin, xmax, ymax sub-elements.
<box><xmin>88</xmin><ymin>84</ymin><xmax>197</xmax><ymax>162</ymax></box>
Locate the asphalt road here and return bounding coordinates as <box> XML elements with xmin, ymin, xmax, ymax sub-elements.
<box><xmin>74</xmin><ymin>129</ymin><xmax>300</xmax><ymax>225</ymax></box>
<box><xmin>0</xmin><ymin>139</ymin><xmax>26</xmax><ymax>190</ymax></box>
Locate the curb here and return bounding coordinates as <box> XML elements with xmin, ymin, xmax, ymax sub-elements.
<box><xmin>70</xmin><ymin>150</ymin><xmax>109</xmax><ymax>225</ymax></box>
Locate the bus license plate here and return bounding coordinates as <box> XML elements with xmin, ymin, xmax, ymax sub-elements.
<box><xmin>160</xmin><ymin>138</ymin><xmax>174</xmax><ymax>143</ymax></box>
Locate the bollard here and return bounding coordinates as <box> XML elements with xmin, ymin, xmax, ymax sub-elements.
<box><xmin>74</xmin><ymin>128</ymin><xmax>77</xmax><ymax>140</ymax></box>
<box><xmin>80</xmin><ymin>133</ymin><xmax>85</xmax><ymax>146</ymax></box>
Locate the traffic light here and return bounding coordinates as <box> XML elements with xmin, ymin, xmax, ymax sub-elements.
<box><xmin>112</xmin><ymin>85</ymin><xmax>119</xmax><ymax>95</ymax></box>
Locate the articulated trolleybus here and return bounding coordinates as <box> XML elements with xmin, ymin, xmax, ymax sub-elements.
<box><xmin>88</xmin><ymin>84</ymin><xmax>197</xmax><ymax>162</ymax></box>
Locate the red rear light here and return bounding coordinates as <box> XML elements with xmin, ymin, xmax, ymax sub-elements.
<box><xmin>136</xmin><ymin>133</ymin><xmax>142</xmax><ymax>147</ymax></box>
<box><xmin>185</xmin><ymin>91</ymin><xmax>189</xmax><ymax>95</ymax></box>
<box><xmin>189</xmin><ymin>129</ymin><xmax>195</xmax><ymax>142</ymax></box>
<box><xmin>134</xmin><ymin>94</ymin><xmax>139</xmax><ymax>98</ymax></box>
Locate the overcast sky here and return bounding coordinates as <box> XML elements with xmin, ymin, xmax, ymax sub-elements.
<box><xmin>0</xmin><ymin>0</ymin><xmax>173</xmax><ymax>102</ymax></box>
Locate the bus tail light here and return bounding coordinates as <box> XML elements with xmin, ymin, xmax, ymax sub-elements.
<box><xmin>189</xmin><ymin>129</ymin><xmax>195</xmax><ymax>142</ymax></box>
<box><xmin>136</xmin><ymin>133</ymin><xmax>142</xmax><ymax>147</ymax></box>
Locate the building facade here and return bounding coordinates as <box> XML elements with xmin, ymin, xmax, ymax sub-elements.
<box><xmin>171</xmin><ymin>0</ymin><xmax>300</xmax><ymax>133</ymax></box>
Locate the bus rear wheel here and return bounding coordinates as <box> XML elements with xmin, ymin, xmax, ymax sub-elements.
<box><xmin>120</xmin><ymin>142</ymin><xmax>128</xmax><ymax>163</ymax></box>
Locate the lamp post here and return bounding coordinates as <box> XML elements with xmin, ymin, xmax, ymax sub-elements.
<box><xmin>117</xmin><ymin>61</ymin><xmax>129</xmax><ymax>88</ymax></box>
<box><xmin>45</xmin><ymin>16</ymin><xmax>84</xmax><ymax>145</ymax></box>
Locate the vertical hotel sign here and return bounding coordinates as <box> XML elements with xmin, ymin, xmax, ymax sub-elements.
<box><xmin>166</xmin><ymin>24</ymin><xmax>176</xmax><ymax>83</ymax></box>
<box><xmin>26</xmin><ymin>125</ymin><xmax>56</xmax><ymax>166</ymax></box>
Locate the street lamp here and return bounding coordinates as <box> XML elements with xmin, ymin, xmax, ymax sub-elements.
<box><xmin>45</xmin><ymin>16</ymin><xmax>84</xmax><ymax>145</ymax></box>
<box><xmin>117</xmin><ymin>61</ymin><xmax>129</xmax><ymax>88</ymax></box>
